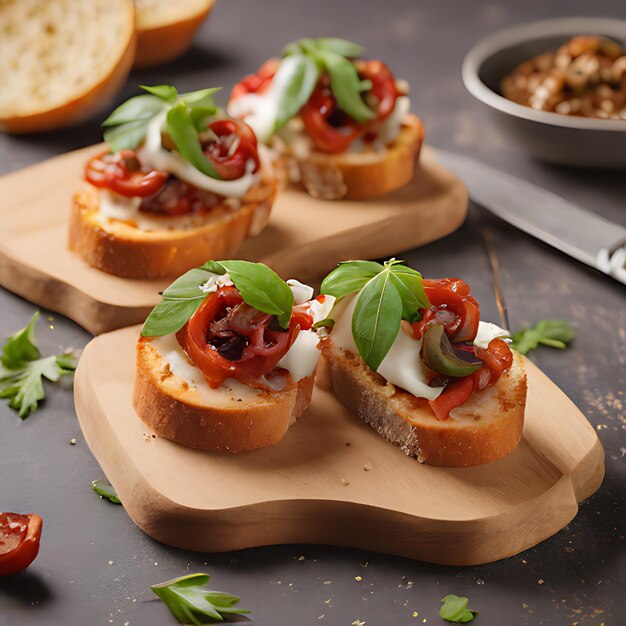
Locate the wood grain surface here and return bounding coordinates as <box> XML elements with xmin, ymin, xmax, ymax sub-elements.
<box><xmin>74</xmin><ymin>325</ymin><xmax>605</xmax><ymax>565</ymax></box>
<box><xmin>0</xmin><ymin>145</ymin><xmax>466</xmax><ymax>335</ymax></box>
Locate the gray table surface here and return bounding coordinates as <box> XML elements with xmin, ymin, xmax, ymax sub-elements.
<box><xmin>1</xmin><ymin>1</ymin><xmax>624</xmax><ymax>624</ymax></box>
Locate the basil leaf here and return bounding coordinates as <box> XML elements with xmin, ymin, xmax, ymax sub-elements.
<box><xmin>103</xmin><ymin>118</ymin><xmax>153</xmax><ymax>152</ymax></box>
<box><xmin>141</xmin><ymin>84</ymin><xmax>178</xmax><ymax>102</ymax></box>
<box><xmin>91</xmin><ymin>479</ymin><xmax>121</xmax><ymax>504</ymax></box>
<box><xmin>101</xmin><ymin>94</ymin><xmax>167</xmax><ymax>127</ymax></box>
<box><xmin>318</xmin><ymin>50</ymin><xmax>375</xmax><ymax>123</ymax></box>
<box><xmin>180</xmin><ymin>87</ymin><xmax>221</xmax><ymax>108</ymax></box>
<box><xmin>321</xmin><ymin>260</ymin><xmax>383</xmax><ymax>299</ymax></box>
<box><xmin>317</xmin><ymin>37</ymin><xmax>364</xmax><ymax>58</ymax></box>
<box><xmin>141</xmin><ymin>299</ymin><xmax>203</xmax><ymax>337</ymax></box>
<box><xmin>151</xmin><ymin>573</ymin><xmax>249</xmax><ymax>624</ymax></box>
<box><xmin>162</xmin><ymin>268</ymin><xmax>217</xmax><ymax>300</ymax></box>
<box><xmin>389</xmin><ymin>266</ymin><xmax>429</xmax><ymax>322</ymax></box>
<box><xmin>217</xmin><ymin>261</ymin><xmax>295</xmax><ymax>329</ymax></box>
<box><xmin>190</xmin><ymin>106</ymin><xmax>218</xmax><ymax>132</ymax></box>
<box><xmin>166</xmin><ymin>103</ymin><xmax>221</xmax><ymax>179</ymax></box>
<box><xmin>352</xmin><ymin>270</ymin><xmax>402</xmax><ymax>371</ymax></box>
<box><xmin>439</xmin><ymin>594</ymin><xmax>477</xmax><ymax>623</ymax></box>
<box><xmin>273</xmin><ymin>54</ymin><xmax>320</xmax><ymax>131</ymax></box>
<box><xmin>2</xmin><ymin>312</ymin><xmax>40</xmax><ymax>370</ymax></box>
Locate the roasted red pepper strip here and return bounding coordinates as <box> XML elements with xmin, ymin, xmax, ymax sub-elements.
<box><xmin>203</xmin><ymin>118</ymin><xmax>260</xmax><ymax>180</ymax></box>
<box><xmin>177</xmin><ymin>286</ymin><xmax>302</xmax><ymax>389</ymax></box>
<box><xmin>0</xmin><ymin>513</ymin><xmax>42</xmax><ymax>576</ymax></box>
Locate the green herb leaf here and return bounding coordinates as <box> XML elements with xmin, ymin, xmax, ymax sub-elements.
<box><xmin>510</xmin><ymin>319</ymin><xmax>575</xmax><ymax>355</ymax></box>
<box><xmin>141</xmin><ymin>84</ymin><xmax>178</xmax><ymax>102</ymax></box>
<box><xmin>101</xmin><ymin>94</ymin><xmax>167</xmax><ymax>127</ymax></box>
<box><xmin>318</xmin><ymin>50</ymin><xmax>376</xmax><ymax>123</ymax></box>
<box><xmin>316</xmin><ymin>37</ymin><xmax>365</xmax><ymax>57</ymax></box>
<box><xmin>2</xmin><ymin>311</ymin><xmax>40</xmax><ymax>369</ymax></box>
<box><xmin>103</xmin><ymin>118</ymin><xmax>154</xmax><ymax>152</ymax></box>
<box><xmin>321</xmin><ymin>260</ymin><xmax>384</xmax><ymax>300</ymax></box>
<box><xmin>180</xmin><ymin>87</ymin><xmax>221</xmax><ymax>108</ymax></box>
<box><xmin>273</xmin><ymin>54</ymin><xmax>320</xmax><ymax>132</ymax></box>
<box><xmin>352</xmin><ymin>268</ymin><xmax>403</xmax><ymax>371</ymax></box>
<box><xmin>439</xmin><ymin>594</ymin><xmax>477</xmax><ymax>623</ymax></box>
<box><xmin>91</xmin><ymin>479</ymin><xmax>121</xmax><ymax>504</ymax></box>
<box><xmin>313</xmin><ymin>318</ymin><xmax>335</xmax><ymax>329</ymax></box>
<box><xmin>322</xmin><ymin>259</ymin><xmax>431</xmax><ymax>370</ymax></box>
<box><xmin>151</xmin><ymin>573</ymin><xmax>249</xmax><ymax>625</ymax></box>
<box><xmin>166</xmin><ymin>103</ymin><xmax>222</xmax><ymax>179</ymax></box>
<box><xmin>0</xmin><ymin>313</ymin><xmax>77</xmax><ymax>418</ymax></box>
<box><xmin>205</xmin><ymin>260</ymin><xmax>295</xmax><ymax>329</ymax></box>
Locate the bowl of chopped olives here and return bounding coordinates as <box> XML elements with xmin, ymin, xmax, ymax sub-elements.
<box><xmin>462</xmin><ymin>17</ymin><xmax>626</xmax><ymax>168</ymax></box>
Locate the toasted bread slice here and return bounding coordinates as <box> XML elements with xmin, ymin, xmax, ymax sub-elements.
<box><xmin>321</xmin><ymin>339</ymin><xmax>527</xmax><ymax>467</ymax></box>
<box><xmin>68</xmin><ymin>178</ymin><xmax>276</xmax><ymax>279</ymax></box>
<box><xmin>0</xmin><ymin>0</ymin><xmax>135</xmax><ymax>133</ymax></box>
<box><xmin>134</xmin><ymin>0</ymin><xmax>215</xmax><ymax>68</ymax></box>
<box><xmin>293</xmin><ymin>114</ymin><xmax>424</xmax><ymax>200</ymax></box>
<box><xmin>133</xmin><ymin>336</ymin><xmax>315</xmax><ymax>452</ymax></box>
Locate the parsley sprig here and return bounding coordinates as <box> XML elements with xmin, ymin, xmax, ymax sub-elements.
<box><xmin>91</xmin><ymin>479</ymin><xmax>121</xmax><ymax>504</ymax></box>
<box><xmin>439</xmin><ymin>594</ymin><xmax>478</xmax><ymax>623</ymax></box>
<box><xmin>267</xmin><ymin>37</ymin><xmax>376</xmax><ymax>136</ymax></box>
<box><xmin>510</xmin><ymin>320</ymin><xmax>575</xmax><ymax>355</ymax></box>
<box><xmin>321</xmin><ymin>259</ymin><xmax>429</xmax><ymax>371</ymax></box>
<box><xmin>151</xmin><ymin>573</ymin><xmax>250</xmax><ymax>625</ymax></box>
<box><xmin>0</xmin><ymin>312</ymin><xmax>77</xmax><ymax>418</ymax></box>
<box><xmin>141</xmin><ymin>260</ymin><xmax>295</xmax><ymax>337</ymax></box>
<box><xmin>102</xmin><ymin>84</ymin><xmax>223</xmax><ymax>179</ymax></box>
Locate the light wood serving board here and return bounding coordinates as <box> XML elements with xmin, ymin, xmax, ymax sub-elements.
<box><xmin>75</xmin><ymin>326</ymin><xmax>604</xmax><ymax>565</ymax></box>
<box><xmin>0</xmin><ymin>145</ymin><xmax>466</xmax><ymax>335</ymax></box>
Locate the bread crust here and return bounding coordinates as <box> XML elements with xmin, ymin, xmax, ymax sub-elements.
<box><xmin>133</xmin><ymin>336</ymin><xmax>315</xmax><ymax>452</ymax></box>
<box><xmin>134</xmin><ymin>0</ymin><xmax>215</xmax><ymax>68</ymax></box>
<box><xmin>293</xmin><ymin>114</ymin><xmax>425</xmax><ymax>200</ymax></box>
<box><xmin>68</xmin><ymin>178</ymin><xmax>276</xmax><ymax>279</ymax></box>
<box><xmin>320</xmin><ymin>339</ymin><xmax>527</xmax><ymax>467</ymax></box>
<box><xmin>0</xmin><ymin>6</ymin><xmax>136</xmax><ymax>133</ymax></box>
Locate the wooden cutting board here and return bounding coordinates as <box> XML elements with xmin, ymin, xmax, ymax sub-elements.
<box><xmin>0</xmin><ymin>145</ymin><xmax>466</xmax><ymax>335</ymax></box>
<box><xmin>74</xmin><ymin>326</ymin><xmax>604</xmax><ymax>566</ymax></box>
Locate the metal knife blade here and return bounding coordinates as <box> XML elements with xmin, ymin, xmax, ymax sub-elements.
<box><xmin>435</xmin><ymin>148</ymin><xmax>626</xmax><ymax>285</ymax></box>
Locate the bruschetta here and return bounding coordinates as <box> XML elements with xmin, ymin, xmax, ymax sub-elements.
<box><xmin>68</xmin><ymin>85</ymin><xmax>276</xmax><ymax>279</ymax></box>
<box><xmin>319</xmin><ymin>259</ymin><xmax>527</xmax><ymax>467</ymax></box>
<box><xmin>228</xmin><ymin>38</ymin><xmax>424</xmax><ymax>200</ymax></box>
<box><xmin>134</xmin><ymin>260</ymin><xmax>335</xmax><ymax>452</ymax></box>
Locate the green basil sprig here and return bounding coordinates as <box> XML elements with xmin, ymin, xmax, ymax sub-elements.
<box><xmin>269</xmin><ymin>37</ymin><xmax>375</xmax><ymax>133</ymax></box>
<box><xmin>321</xmin><ymin>259</ymin><xmax>429</xmax><ymax>371</ymax></box>
<box><xmin>141</xmin><ymin>260</ymin><xmax>295</xmax><ymax>337</ymax></box>
<box><xmin>101</xmin><ymin>84</ymin><xmax>221</xmax><ymax>170</ymax></box>
<box><xmin>510</xmin><ymin>319</ymin><xmax>575</xmax><ymax>355</ymax></box>
<box><xmin>439</xmin><ymin>594</ymin><xmax>477</xmax><ymax>623</ymax></box>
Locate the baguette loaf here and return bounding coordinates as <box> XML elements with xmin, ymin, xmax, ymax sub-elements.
<box><xmin>68</xmin><ymin>178</ymin><xmax>276</xmax><ymax>279</ymax></box>
<box><xmin>293</xmin><ymin>114</ymin><xmax>424</xmax><ymax>200</ymax></box>
<box><xmin>134</xmin><ymin>0</ymin><xmax>215</xmax><ymax>68</ymax></box>
<box><xmin>321</xmin><ymin>339</ymin><xmax>527</xmax><ymax>467</ymax></box>
<box><xmin>0</xmin><ymin>0</ymin><xmax>135</xmax><ymax>133</ymax></box>
<box><xmin>133</xmin><ymin>336</ymin><xmax>314</xmax><ymax>452</ymax></box>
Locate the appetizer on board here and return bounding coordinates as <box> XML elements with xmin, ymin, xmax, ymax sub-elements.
<box><xmin>69</xmin><ymin>85</ymin><xmax>276</xmax><ymax>279</ymax></box>
<box><xmin>319</xmin><ymin>260</ymin><xmax>527</xmax><ymax>467</ymax></box>
<box><xmin>134</xmin><ymin>260</ymin><xmax>335</xmax><ymax>452</ymax></box>
<box><xmin>228</xmin><ymin>38</ymin><xmax>424</xmax><ymax>200</ymax></box>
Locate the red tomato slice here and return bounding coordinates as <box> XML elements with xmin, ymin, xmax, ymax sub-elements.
<box><xmin>358</xmin><ymin>60</ymin><xmax>399</xmax><ymax>121</ymax></box>
<box><xmin>203</xmin><ymin>119</ymin><xmax>260</xmax><ymax>180</ymax></box>
<box><xmin>0</xmin><ymin>513</ymin><xmax>42</xmax><ymax>576</ymax></box>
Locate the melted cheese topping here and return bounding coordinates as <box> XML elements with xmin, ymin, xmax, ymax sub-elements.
<box><xmin>137</xmin><ymin>114</ymin><xmax>259</xmax><ymax>198</ymax></box>
<box><xmin>330</xmin><ymin>295</ymin><xmax>511</xmax><ymax>401</ymax></box>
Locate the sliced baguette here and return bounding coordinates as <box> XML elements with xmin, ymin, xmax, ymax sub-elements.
<box><xmin>321</xmin><ymin>339</ymin><xmax>527</xmax><ymax>467</ymax></box>
<box><xmin>294</xmin><ymin>113</ymin><xmax>425</xmax><ymax>200</ymax></box>
<box><xmin>134</xmin><ymin>0</ymin><xmax>215</xmax><ymax>68</ymax></box>
<box><xmin>133</xmin><ymin>336</ymin><xmax>315</xmax><ymax>452</ymax></box>
<box><xmin>0</xmin><ymin>0</ymin><xmax>136</xmax><ymax>133</ymax></box>
<box><xmin>68</xmin><ymin>177</ymin><xmax>276</xmax><ymax>279</ymax></box>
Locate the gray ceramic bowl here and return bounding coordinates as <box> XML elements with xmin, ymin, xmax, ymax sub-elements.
<box><xmin>462</xmin><ymin>17</ymin><xmax>626</xmax><ymax>168</ymax></box>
